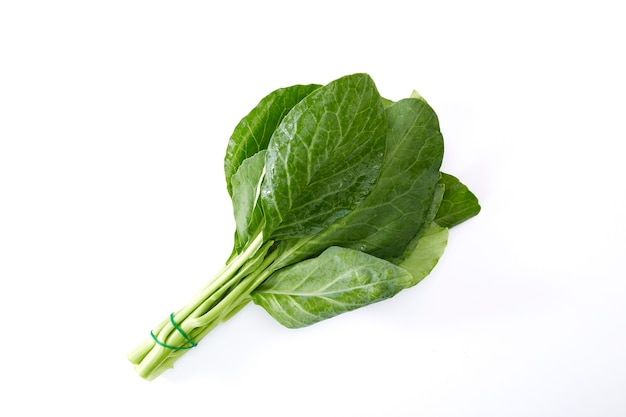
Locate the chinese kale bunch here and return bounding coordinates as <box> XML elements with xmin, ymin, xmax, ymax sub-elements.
<box><xmin>128</xmin><ymin>73</ymin><xmax>480</xmax><ymax>380</ymax></box>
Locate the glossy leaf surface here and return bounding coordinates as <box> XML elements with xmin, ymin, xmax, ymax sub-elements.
<box><xmin>261</xmin><ymin>73</ymin><xmax>387</xmax><ymax>240</ymax></box>
<box><xmin>224</xmin><ymin>84</ymin><xmax>320</xmax><ymax>195</ymax></box>
<box><xmin>273</xmin><ymin>97</ymin><xmax>444</xmax><ymax>266</ymax></box>
<box><xmin>252</xmin><ymin>246</ymin><xmax>413</xmax><ymax>328</ymax></box>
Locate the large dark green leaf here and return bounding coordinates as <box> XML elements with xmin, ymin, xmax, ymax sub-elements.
<box><xmin>272</xmin><ymin>96</ymin><xmax>444</xmax><ymax>266</ymax></box>
<box><xmin>434</xmin><ymin>173</ymin><xmax>481</xmax><ymax>228</ymax></box>
<box><xmin>224</xmin><ymin>84</ymin><xmax>320</xmax><ymax>195</ymax></box>
<box><xmin>261</xmin><ymin>73</ymin><xmax>387</xmax><ymax>240</ymax></box>
<box><xmin>251</xmin><ymin>246</ymin><xmax>413</xmax><ymax>328</ymax></box>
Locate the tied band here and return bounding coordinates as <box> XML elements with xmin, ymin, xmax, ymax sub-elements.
<box><xmin>150</xmin><ymin>313</ymin><xmax>197</xmax><ymax>350</ymax></box>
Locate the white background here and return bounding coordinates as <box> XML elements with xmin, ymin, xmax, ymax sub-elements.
<box><xmin>1</xmin><ymin>1</ymin><xmax>625</xmax><ymax>416</ymax></box>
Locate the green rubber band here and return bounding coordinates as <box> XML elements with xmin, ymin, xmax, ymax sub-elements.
<box><xmin>150</xmin><ymin>313</ymin><xmax>197</xmax><ymax>350</ymax></box>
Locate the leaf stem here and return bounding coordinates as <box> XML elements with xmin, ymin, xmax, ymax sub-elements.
<box><xmin>127</xmin><ymin>232</ymin><xmax>273</xmax><ymax>380</ymax></box>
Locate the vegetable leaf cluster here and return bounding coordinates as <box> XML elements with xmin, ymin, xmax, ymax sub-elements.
<box><xmin>128</xmin><ymin>73</ymin><xmax>480</xmax><ymax>380</ymax></box>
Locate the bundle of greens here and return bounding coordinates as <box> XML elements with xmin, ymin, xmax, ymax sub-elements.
<box><xmin>128</xmin><ymin>73</ymin><xmax>480</xmax><ymax>380</ymax></box>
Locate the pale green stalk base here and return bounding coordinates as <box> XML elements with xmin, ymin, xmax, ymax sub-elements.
<box><xmin>128</xmin><ymin>233</ymin><xmax>276</xmax><ymax>381</ymax></box>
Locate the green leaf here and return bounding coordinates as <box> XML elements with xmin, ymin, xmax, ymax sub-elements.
<box><xmin>397</xmin><ymin>223</ymin><xmax>449</xmax><ymax>285</ymax></box>
<box><xmin>251</xmin><ymin>246</ymin><xmax>414</xmax><ymax>328</ymax></box>
<box><xmin>386</xmin><ymin>179</ymin><xmax>445</xmax><ymax>265</ymax></box>
<box><xmin>230</xmin><ymin>150</ymin><xmax>266</xmax><ymax>253</ymax></box>
<box><xmin>261</xmin><ymin>73</ymin><xmax>387</xmax><ymax>240</ymax></box>
<box><xmin>434</xmin><ymin>173</ymin><xmax>481</xmax><ymax>228</ymax></box>
<box><xmin>224</xmin><ymin>84</ymin><xmax>320</xmax><ymax>195</ymax></box>
<box><xmin>272</xmin><ymin>96</ymin><xmax>444</xmax><ymax>266</ymax></box>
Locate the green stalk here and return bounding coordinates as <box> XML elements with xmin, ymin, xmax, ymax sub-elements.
<box><xmin>127</xmin><ymin>232</ymin><xmax>275</xmax><ymax>381</ymax></box>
